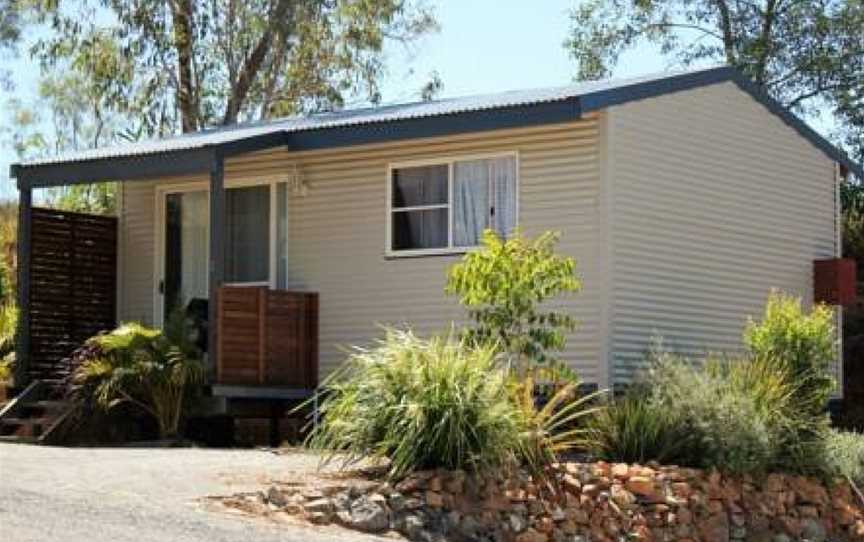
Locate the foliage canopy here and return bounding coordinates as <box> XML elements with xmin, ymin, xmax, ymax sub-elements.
<box><xmin>446</xmin><ymin>229</ymin><xmax>581</xmax><ymax>371</ymax></box>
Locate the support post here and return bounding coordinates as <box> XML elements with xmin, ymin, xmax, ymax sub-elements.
<box><xmin>15</xmin><ymin>185</ymin><xmax>32</xmax><ymax>389</ymax></box>
<box><xmin>208</xmin><ymin>151</ymin><xmax>225</xmax><ymax>380</ymax></box>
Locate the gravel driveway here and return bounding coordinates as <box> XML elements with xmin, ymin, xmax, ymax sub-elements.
<box><xmin>0</xmin><ymin>443</ymin><xmax>389</xmax><ymax>542</ymax></box>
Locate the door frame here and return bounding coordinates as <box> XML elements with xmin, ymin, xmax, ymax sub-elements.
<box><xmin>153</xmin><ymin>178</ymin><xmax>286</xmax><ymax>328</ymax></box>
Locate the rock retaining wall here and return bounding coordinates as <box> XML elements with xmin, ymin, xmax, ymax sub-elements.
<box><xmin>260</xmin><ymin>462</ymin><xmax>864</xmax><ymax>541</ymax></box>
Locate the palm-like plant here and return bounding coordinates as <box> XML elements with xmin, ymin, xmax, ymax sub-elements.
<box><xmin>0</xmin><ymin>303</ymin><xmax>18</xmax><ymax>384</ymax></box>
<box><xmin>512</xmin><ymin>368</ymin><xmax>604</xmax><ymax>476</ymax></box>
<box><xmin>72</xmin><ymin>316</ymin><xmax>204</xmax><ymax>440</ymax></box>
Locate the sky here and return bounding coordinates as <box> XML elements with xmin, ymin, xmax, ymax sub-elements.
<box><xmin>0</xmin><ymin>0</ymin><xmax>698</xmax><ymax>200</ymax></box>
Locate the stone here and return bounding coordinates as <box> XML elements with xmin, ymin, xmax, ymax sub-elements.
<box><xmin>562</xmin><ymin>474</ymin><xmax>581</xmax><ymax>494</ymax></box>
<box><xmin>425</xmin><ymin>491</ymin><xmax>443</xmax><ymax>508</ymax></box>
<box><xmin>427</xmin><ymin>476</ymin><xmax>442</xmax><ymax>492</ymax></box>
<box><xmin>301</xmin><ymin>487</ymin><xmax>325</xmax><ymax>500</ymax></box>
<box><xmin>509</xmin><ymin>513</ymin><xmax>528</xmax><ymax>533</ymax></box>
<box><xmin>611</xmin><ymin>485</ymin><xmax>636</xmax><ymax>508</ymax></box>
<box><xmin>671</xmin><ymin>482</ymin><xmax>692</xmax><ymax>498</ymax></box>
<box><xmin>764</xmin><ymin>474</ymin><xmax>786</xmax><ymax>493</ymax></box>
<box><xmin>515</xmin><ymin>527</ymin><xmax>549</xmax><ymax>542</ymax></box>
<box><xmin>800</xmin><ymin>518</ymin><xmax>827</xmax><ymax>542</ymax></box>
<box><xmin>339</xmin><ymin>495</ymin><xmax>389</xmax><ymax>533</ymax></box>
<box><xmin>698</xmin><ymin>512</ymin><xmax>730</xmax><ymax>542</ymax></box>
<box><xmin>389</xmin><ymin>492</ymin><xmax>406</xmax><ymax>512</ymax></box>
<box><xmin>445</xmin><ymin>472</ymin><xmax>465</xmax><ymax>494</ymax></box>
<box><xmin>303</xmin><ymin>498</ymin><xmax>333</xmax><ymax>514</ymax></box>
<box><xmin>625</xmin><ymin>477</ymin><xmax>656</xmax><ymax>498</ymax></box>
<box><xmin>611</xmin><ymin>463</ymin><xmax>630</xmax><ymax>479</ymax></box>
<box><xmin>307</xmin><ymin>511</ymin><xmax>331</xmax><ymax>524</ymax></box>
<box><xmin>536</xmin><ymin>516</ymin><xmax>555</xmax><ymax>534</ymax></box>
<box><xmin>798</xmin><ymin>505</ymin><xmax>819</xmax><ymax>519</ymax></box>
<box><xmin>677</xmin><ymin>507</ymin><xmax>692</xmax><ymax>525</ymax></box>
<box><xmin>789</xmin><ymin>477</ymin><xmax>828</xmax><ymax>506</ymax></box>
<box><xmin>402</xmin><ymin>514</ymin><xmax>426</xmax><ymax>540</ymax></box>
<box><xmin>266</xmin><ymin>486</ymin><xmax>288</xmax><ymax>507</ymax></box>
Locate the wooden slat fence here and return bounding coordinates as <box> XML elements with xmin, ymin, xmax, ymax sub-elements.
<box><xmin>29</xmin><ymin>208</ymin><xmax>117</xmax><ymax>387</ymax></box>
<box><xmin>217</xmin><ymin>286</ymin><xmax>318</xmax><ymax>388</ymax></box>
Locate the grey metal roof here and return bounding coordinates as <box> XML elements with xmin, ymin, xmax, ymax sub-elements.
<box><xmin>11</xmin><ymin>65</ymin><xmax>862</xmax><ymax>179</ymax></box>
<box><xmin>13</xmin><ymin>67</ymin><xmax>720</xmax><ymax>168</ymax></box>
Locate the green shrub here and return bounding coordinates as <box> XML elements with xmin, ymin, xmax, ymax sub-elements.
<box><xmin>644</xmin><ymin>353</ymin><xmax>800</xmax><ymax>475</ymax></box>
<box><xmin>446</xmin><ymin>229</ymin><xmax>581</xmax><ymax>372</ymax></box>
<box><xmin>586</xmin><ymin>393</ymin><xmax>694</xmax><ymax>465</ymax></box>
<box><xmin>0</xmin><ymin>359</ymin><xmax>10</xmax><ymax>385</ymax></box>
<box><xmin>744</xmin><ymin>290</ymin><xmax>837</xmax><ymax>415</ymax></box>
<box><xmin>305</xmin><ymin>329</ymin><xmax>523</xmax><ymax>479</ymax></box>
<box><xmin>71</xmin><ymin>317</ymin><xmax>204</xmax><ymax>440</ymax></box>
<box><xmin>824</xmin><ymin>429</ymin><xmax>864</xmax><ymax>485</ymax></box>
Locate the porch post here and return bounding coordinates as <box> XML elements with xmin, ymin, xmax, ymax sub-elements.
<box><xmin>15</xmin><ymin>184</ymin><xmax>32</xmax><ymax>389</ymax></box>
<box><xmin>207</xmin><ymin>151</ymin><xmax>225</xmax><ymax>379</ymax></box>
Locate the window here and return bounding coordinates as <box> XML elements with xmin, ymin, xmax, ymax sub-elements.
<box><xmin>388</xmin><ymin>154</ymin><xmax>517</xmax><ymax>254</ymax></box>
<box><xmin>225</xmin><ymin>185</ymin><xmax>271</xmax><ymax>283</ymax></box>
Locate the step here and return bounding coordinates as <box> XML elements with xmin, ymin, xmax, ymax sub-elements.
<box><xmin>28</xmin><ymin>400</ymin><xmax>69</xmax><ymax>410</ymax></box>
<box><xmin>0</xmin><ymin>435</ymin><xmax>39</xmax><ymax>444</ymax></box>
<box><xmin>0</xmin><ymin>417</ymin><xmax>52</xmax><ymax>426</ymax></box>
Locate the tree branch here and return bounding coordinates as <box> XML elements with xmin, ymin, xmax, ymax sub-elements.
<box><xmin>222</xmin><ymin>0</ymin><xmax>293</xmax><ymax>125</ymax></box>
<box><xmin>647</xmin><ymin>22</ymin><xmax>724</xmax><ymax>41</ymax></box>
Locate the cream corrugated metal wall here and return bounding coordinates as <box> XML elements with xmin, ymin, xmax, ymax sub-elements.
<box><xmin>605</xmin><ymin>82</ymin><xmax>837</xmax><ymax>384</ymax></box>
<box><xmin>118</xmin><ymin>118</ymin><xmax>607</xmax><ymax>383</ymax></box>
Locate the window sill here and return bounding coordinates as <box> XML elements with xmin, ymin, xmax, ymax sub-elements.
<box><xmin>384</xmin><ymin>247</ymin><xmax>476</xmax><ymax>260</ymax></box>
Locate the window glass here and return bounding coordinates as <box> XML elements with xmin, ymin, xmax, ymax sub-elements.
<box><xmin>389</xmin><ymin>155</ymin><xmax>517</xmax><ymax>253</ymax></box>
<box><xmin>392</xmin><ymin>165</ymin><xmax>448</xmax><ymax>207</ymax></box>
<box><xmin>276</xmin><ymin>182</ymin><xmax>288</xmax><ymax>289</ymax></box>
<box><xmin>392</xmin><ymin>208</ymin><xmax>448</xmax><ymax>250</ymax></box>
<box><xmin>225</xmin><ymin>185</ymin><xmax>270</xmax><ymax>282</ymax></box>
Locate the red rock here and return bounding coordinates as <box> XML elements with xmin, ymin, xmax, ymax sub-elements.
<box><xmin>425</xmin><ymin>491</ymin><xmax>443</xmax><ymax>508</ymax></box>
<box><xmin>611</xmin><ymin>463</ymin><xmax>630</xmax><ymax>479</ymax></box>
<box><xmin>677</xmin><ymin>507</ymin><xmax>692</xmax><ymax>524</ymax></box>
<box><xmin>625</xmin><ymin>477</ymin><xmax>656</xmax><ymax>498</ymax></box>
<box><xmin>671</xmin><ymin>482</ymin><xmax>692</xmax><ymax>498</ymax></box>
<box><xmin>764</xmin><ymin>474</ymin><xmax>786</xmax><ymax>493</ymax></box>
<box><xmin>562</xmin><ymin>474</ymin><xmax>581</xmax><ymax>494</ymax></box>
<box><xmin>515</xmin><ymin>528</ymin><xmax>548</xmax><ymax>542</ymax></box>
<box><xmin>535</xmin><ymin>516</ymin><xmax>554</xmax><ymax>533</ymax></box>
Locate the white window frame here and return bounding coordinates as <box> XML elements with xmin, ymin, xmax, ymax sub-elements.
<box><xmin>153</xmin><ymin>177</ymin><xmax>288</xmax><ymax>327</ymax></box>
<box><xmin>385</xmin><ymin>151</ymin><xmax>519</xmax><ymax>257</ymax></box>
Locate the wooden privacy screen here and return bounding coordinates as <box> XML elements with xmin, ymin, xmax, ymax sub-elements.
<box><xmin>29</xmin><ymin>207</ymin><xmax>117</xmax><ymax>386</ymax></box>
<box><xmin>217</xmin><ymin>286</ymin><xmax>318</xmax><ymax>388</ymax></box>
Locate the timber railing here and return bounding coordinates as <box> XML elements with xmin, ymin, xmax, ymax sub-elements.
<box><xmin>216</xmin><ymin>286</ymin><xmax>318</xmax><ymax>389</ymax></box>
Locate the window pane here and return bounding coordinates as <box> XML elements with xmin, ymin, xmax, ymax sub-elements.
<box><xmin>225</xmin><ymin>185</ymin><xmax>270</xmax><ymax>283</ymax></box>
<box><xmin>490</xmin><ymin>156</ymin><xmax>517</xmax><ymax>236</ymax></box>
<box><xmin>392</xmin><ymin>165</ymin><xmax>448</xmax><ymax>208</ymax></box>
<box><xmin>392</xmin><ymin>208</ymin><xmax>448</xmax><ymax>250</ymax></box>
<box><xmin>276</xmin><ymin>182</ymin><xmax>288</xmax><ymax>289</ymax></box>
<box><xmin>453</xmin><ymin>159</ymin><xmax>489</xmax><ymax>246</ymax></box>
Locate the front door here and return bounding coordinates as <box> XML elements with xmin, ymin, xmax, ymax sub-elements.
<box><xmin>161</xmin><ymin>189</ymin><xmax>209</xmax><ymax>324</ymax></box>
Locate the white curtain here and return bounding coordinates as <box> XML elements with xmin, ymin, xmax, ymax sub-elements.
<box><xmin>453</xmin><ymin>160</ymin><xmax>489</xmax><ymax>246</ymax></box>
<box><xmin>180</xmin><ymin>190</ymin><xmax>209</xmax><ymax>303</ymax></box>
<box><xmin>490</xmin><ymin>156</ymin><xmax>517</xmax><ymax>237</ymax></box>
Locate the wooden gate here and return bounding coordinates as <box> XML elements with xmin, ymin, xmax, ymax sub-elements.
<box><xmin>28</xmin><ymin>208</ymin><xmax>117</xmax><ymax>387</ymax></box>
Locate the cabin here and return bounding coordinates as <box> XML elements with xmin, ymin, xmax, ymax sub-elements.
<box><xmin>4</xmin><ymin>66</ymin><xmax>861</xmax><ymax>442</ymax></box>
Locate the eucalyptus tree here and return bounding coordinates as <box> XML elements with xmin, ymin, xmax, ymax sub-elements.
<box><xmin>32</xmin><ymin>0</ymin><xmax>438</xmax><ymax>135</ymax></box>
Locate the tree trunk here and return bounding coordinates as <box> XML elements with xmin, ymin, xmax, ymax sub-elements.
<box><xmin>753</xmin><ymin>0</ymin><xmax>778</xmax><ymax>87</ymax></box>
<box><xmin>170</xmin><ymin>0</ymin><xmax>198</xmax><ymax>133</ymax></box>
<box><xmin>221</xmin><ymin>0</ymin><xmax>293</xmax><ymax>125</ymax></box>
<box><xmin>713</xmin><ymin>0</ymin><xmax>737</xmax><ymax>65</ymax></box>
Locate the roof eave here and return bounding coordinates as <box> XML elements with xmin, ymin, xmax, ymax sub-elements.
<box><xmin>11</xmin><ymin>131</ymin><xmax>292</xmax><ymax>190</ymax></box>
